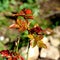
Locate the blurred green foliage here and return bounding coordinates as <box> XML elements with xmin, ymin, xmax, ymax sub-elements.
<box><xmin>0</xmin><ymin>19</ymin><xmax>10</xmax><ymax>27</ymax></box>
<box><xmin>0</xmin><ymin>0</ymin><xmax>16</xmax><ymax>12</ymax></box>
<box><xmin>0</xmin><ymin>42</ymin><xmax>5</xmax><ymax>51</ymax></box>
<box><xmin>0</xmin><ymin>0</ymin><xmax>59</xmax><ymax>53</ymax></box>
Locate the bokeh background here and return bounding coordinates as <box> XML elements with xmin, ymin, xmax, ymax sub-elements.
<box><xmin>0</xmin><ymin>0</ymin><xmax>60</xmax><ymax>60</ymax></box>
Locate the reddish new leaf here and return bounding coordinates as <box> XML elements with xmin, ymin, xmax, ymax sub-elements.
<box><xmin>29</xmin><ymin>26</ymin><xmax>43</xmax><ymax>34</ymax></box>
<box><xmin>9</xmin><ymin>19</ymin><xmax>28</xmax><ymax>32</ymax></box>
<box><xmin>24</xmin><ymin>9</ymin><xmax>32</xmax><ymax>14</ymax></box>
<box><xmin>12</xmin><ymin>8</ymin><xmax>33</xmax><ymax>19</ymax></box>
<box><xmin>9</xmin><ymin>24</ymin><xmax>19</xmax><ymax>29</ymax></box>
<box><xmin>43</xmin><ymin>28</ymin><xmax>53</xmax><ymax>35</ymax></box>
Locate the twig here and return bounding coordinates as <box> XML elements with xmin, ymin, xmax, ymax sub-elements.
<box><xmin>43</xmin><ymin>11</ymin><xmax>60</xmax><ymax>18</ymax></box>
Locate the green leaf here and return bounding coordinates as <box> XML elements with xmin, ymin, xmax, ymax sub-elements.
<box><xmin>31</xmin><ymin>40</ymin><xmax>37</xmax><ymax>47</ymax></box>
<box><xmin>37</xmin><ymin>40</ymin><xmax>47</xmax><ymax>48</ymax></box>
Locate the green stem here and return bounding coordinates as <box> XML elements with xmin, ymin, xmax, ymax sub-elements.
<box><xmin>15</xmin><ymin>37</ymin><xmax>20</xmax><ymax>53</ymax></box>
<box><xmin>27</xmin><ymin>41</ymin><xmax>30</xmax><ymax>60</ymax></box>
